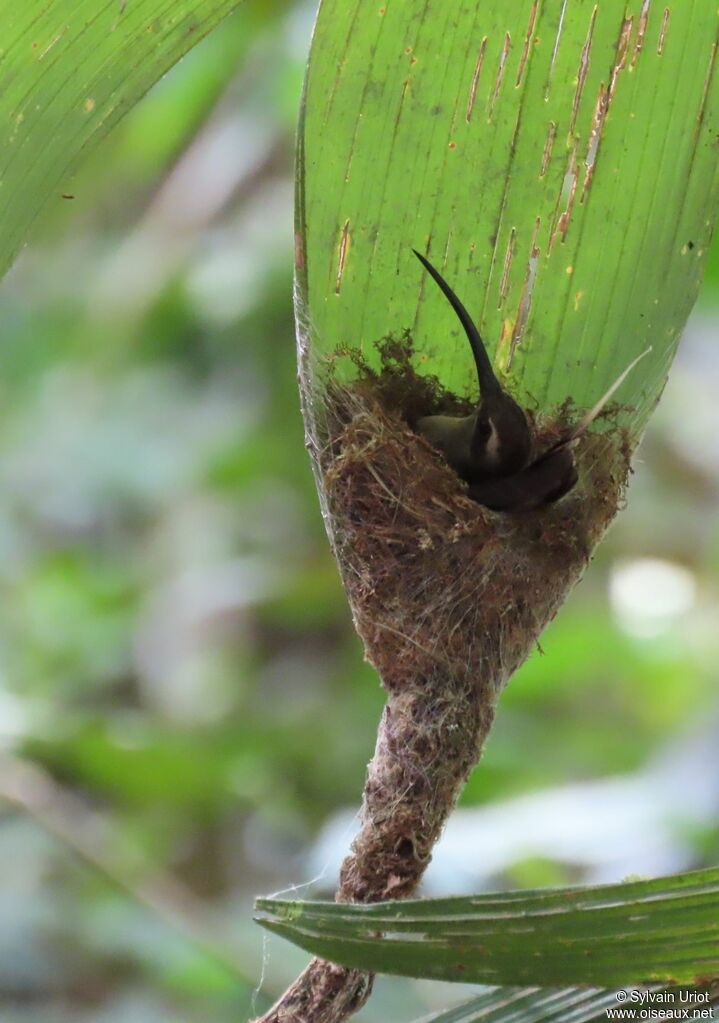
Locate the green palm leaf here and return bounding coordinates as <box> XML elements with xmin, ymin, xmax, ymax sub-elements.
<box><xmin>415</xmin><ymin>984</ymin><xmax>718</xmax><ymax>1023</ymax></box>
<box><xmin>256</xmin><ymin>867</ymin><xmax>719</xmax><ymax>988</ymax></box>
<box><xmin>0</xmin><ymin>0</ymin><xmax>245</xmax><ymax>281</ymax></box>
<box><xmin>297</xmin><ymin>0</ymin><xmax>719</xmax><ymax>429</ymax></box>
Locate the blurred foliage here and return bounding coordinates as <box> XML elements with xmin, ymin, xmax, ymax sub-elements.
<box><xmin>0</xmin><ymin>2</ymin><xmax>718</xmax><ymax>1022</ymax></box>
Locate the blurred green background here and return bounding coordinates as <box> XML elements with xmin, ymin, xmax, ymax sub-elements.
<box><xmin>1</xmin><ymin>2</ymin><xmax>718</xmax><ymax>1021</ymax></box>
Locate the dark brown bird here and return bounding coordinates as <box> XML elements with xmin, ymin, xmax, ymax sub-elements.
<box><xmin>413</xmin><ymin>249</ymin><xmax>649</xmax><ymax>512</ymax></box>
<box><xmin>413</xmin><ymin>250</ymin><xmax>532</xmax><ymax>485</ymax></box>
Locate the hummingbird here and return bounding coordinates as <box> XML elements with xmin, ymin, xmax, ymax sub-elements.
<box><xmin>413</xmin><ymin>249</ymin><xmax>649</xmax><ymax>512</ymax></box>
<box><xmin>412</xmin><ymin>249</ymin><xmax>532</xmax><ymax>485</ymax></box>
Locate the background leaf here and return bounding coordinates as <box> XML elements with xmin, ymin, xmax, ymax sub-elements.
<box><xmin>0</xmin><ymin>0</ymin><xmax>246</xmax><ymax>281</ymax></box>
<box><xmin>256</xmin><ymin>866</ymin><xmax>719</xmax><ymax>987</ymax></box>
<box><xmin>298</xmin><ymin>0</ymin><xmax>719</xmax><ymax>429</ymax></box>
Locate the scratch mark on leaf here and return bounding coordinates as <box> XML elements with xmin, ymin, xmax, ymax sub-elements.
<box><xmin>551</xmin><ymin>149</ymin><xmax>579</xmax><ymax>247</ymax></box>
<box><xmin>497</xmin><ymin>318</ymin><xmax>513</xmax><ymax>369</ymax></box>
<box><xmin>696</xmin><ymin>43</ymin><xmax>718</xmax><ymax>140</ymax></box>
<box><xmin>657</xmin><ymin>8</ymin><xmax>670</xmax><ymax>55</ymax></box>
<box><xmin>484</xmin><ymin>186</ymin><xmax>512</xmax><ymax>303</ymax></box>
<box><xmin>545</xmin><ymin>0</ymin><xmax>569</xmax><ymax>99</ymax></box>
<box><xmin>37</xmin><ymin>30</ymin><xmax>66</xmax><ymax>61</ymax></box>
<box><xmin>498</xmin><ymin>227</ymin><xmax>517</xmax><ymax>307</ymax></box>
<box><xmin>570</xmin><ymin>6</ymin><xmax>598</xmax><ymax>136</ymax></box>
<box><xmin>489</xmin><ymin>33</ymin><xmax>511</xmax><ymax>119</ymax></box>
<box><xmin>632</xmin><ymin>0</ymin><xmax>651</xmax><ymax>66</ymax></box>
<box><xmin>540</xmin><ymin>121</ymin><xmax>557</xmax><ymax>177</ymax></box>
<box><xmin>581</xmin><ymin>82</ymin><xmax>606</xmax><ymax>200</ymax></box>
<box><xmin>466</xmin><ymin>38</ymin><xmax>488</xmax><ymax>122</ymax></box>
<box><xmin>580</xmin><ymin>13</ymin><xmax>634</xmax><ymax>201</ymax></box>
<box><xmin>509</xmin><ymin>217</ymin><xmax>541</xmax><ymax>366</ymax></box>
<box><xmin>466</xmin><ymin>37</ymin><xmax>488</xmax><ymax>121</ymax></box>
<box><xmin>609</xmin><ymin>16</ymin><xmax>633</xmax><ymax>103</ymax></box>
<box><xmin>481</xmin><ymin>17</ymin><xmax>541</xmax><ymax>323</ymax></box>
<box><xmin>516</xmin><ymin>0</ymin><xmax>540</xmax><ymax>87</ymax></box>
<box><xmin>335</xmin><ymin>220</ymin><xmax>351</xmax><ymax>294</ymax></box>
<box><xmin>395</xmin><ymin>79</ymin><xmax>410</xmax><ymax>132</ymax></box>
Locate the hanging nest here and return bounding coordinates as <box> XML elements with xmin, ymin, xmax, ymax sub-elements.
<box><xmin>308</xmin><ymin>332</ymin><xmax>631</xmax><ymax>903</ymax></box>
<box><xmin>255</xmin><ymin>334</ymin><xmax>633</xmax><ymax>1023</ymax></box>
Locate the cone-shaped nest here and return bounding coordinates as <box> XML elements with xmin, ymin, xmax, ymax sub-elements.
<box><xmin>296</xmin><ymin>333</ymin><xmax>632</xmax><ymax>906</ymax></box>
<box><xmin>310</xmin><ymin>333</ymin><xmax>630</xmax><ymax>701</ymax></box>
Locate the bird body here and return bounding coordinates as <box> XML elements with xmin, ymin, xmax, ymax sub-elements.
<box><xmin>415</xmin><ymin>412</ymin><xmax>478</xmax><ymax>481</ymax></box>
<box><xmin>468</xmin><ymin>442</ymin><xmax>578</xmax><ymax>512</ymax></box>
